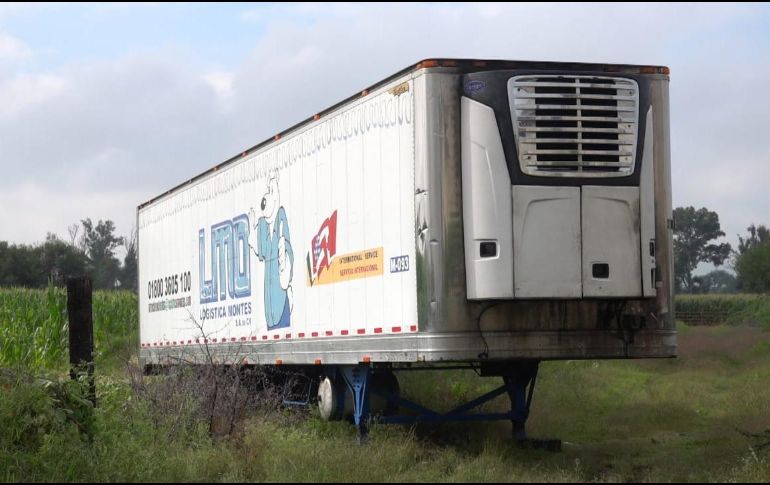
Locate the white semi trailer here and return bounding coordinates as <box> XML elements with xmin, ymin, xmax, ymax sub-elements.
<box><xmin>138</xmin><ymin>59</ymin><xmax>674</xmax><ymax>442</ymax></box>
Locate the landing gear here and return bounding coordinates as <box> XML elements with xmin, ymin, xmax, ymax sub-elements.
<box><xmin>339</xmin><ymin>365</ymin><xmax>370</xmax><ymax>444</ymax></box>
<box><xmin>318</xmin><ymin>361</ymin><xmax>559</xmax><ymax>449</ymax></box>
<box><xmin>498</xmin><ymin>361</ymin><xmax>561</xmax><ymax>451</ymax></box>
<box><xmin>317</xmin><ymin>369</ymin><xmax>398</xmax><ymax>424</ymax></box>
<box><xmin>500</xmin><ymin>360</ymin><xmax>538</xmax><ymax>442</ymax></box>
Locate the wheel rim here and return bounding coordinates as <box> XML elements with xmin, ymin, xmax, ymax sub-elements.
<box><xmin>317</xmin><ymin>376</ymin><xmax>338</xmax><ymax>421</ymax></box>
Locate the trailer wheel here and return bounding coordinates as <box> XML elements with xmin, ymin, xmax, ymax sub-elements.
<box><xmin>317</xmin><ymin>375</ymin><xmax>345</xmax><ymax>421</ymax></box>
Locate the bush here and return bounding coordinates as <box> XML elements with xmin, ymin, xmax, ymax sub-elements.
<box><xmin>0</xmin><ymin>364</ymin><xmax>310</xmax><ymax>482</ymax></box>
<box><xmin>0</xmin><ymin>370</ymin><xmax>94</xmax><ymax>452</ymax></box>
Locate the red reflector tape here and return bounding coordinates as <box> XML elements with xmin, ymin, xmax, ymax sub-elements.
<box><xmin>410</xmin><ymin>325</ymin><xmax>417</xmax><ymax>332</ymax></box>
<box><xmin>392</xmin><ymin>326</ymin><xmax>401</xmax><ymax>332</ymax></box>
<box><xmin>325</xmin><ymin>330</ymin><xmax>333</xmax><ymax>336</ymax></box>
<box><xmin>374</xmin><ymin>328</ymin><xmax>382</xmax><ymax>334</ymax></box>
<box><xmin>312</xmin><ymin>332</ymin><xmax>319</xmax><ymax>337</ymax></box>
<box><xmin>341</xmin><ymin>330</ymin><xmax>349</xmax><ymax>336</ymax></box>
<box><xmin>357</xmin><ymin>329</ymin><xmax>366</xmax><ymax>335</ymax></box>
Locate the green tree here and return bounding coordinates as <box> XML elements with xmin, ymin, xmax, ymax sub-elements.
<box><xmin>734</xmin><ymin>224</ymin><xmax>769</xmax><ymax>291</ymax></box>
<box><xmin>81</xmin><ymin>218</ymin><xmax>124</xmax><ymax>290</ymax></box>
<box><xmin>39</xmin><ymin>233</ymin><xmax>89</xmax><ymax>286</ymax></box>
<box><xmin>0</xmin><ymin>236</ymin><xmax>89</xmax><ymax>288</ymax></box>
<box><xmin>735</xmin><ymin>241</ymin><xmax>770</xmax><ymax>293</ymax></box>
<box><xmin>121</xmin><ymin>228</ymin><xmax>137</xmax><ymax>291</ymax></box>
<box><xmin>692</xmin><ymin>269</ymin><xmax>737</xmax><ymax>294</ymax></box>
<box><xmin>673</xmin><ymin>206</ymin><xmax>732</xmax><ymax>293</ymax></box>
<box><xmin>0</xmin><ymin>242</ymin><xmax>41</xmax><ymax>287</ymax></box>
<box><xmin>736</xmin><ymin>224</ymin><xmax>770</xmax><ymax>256</ymax></box>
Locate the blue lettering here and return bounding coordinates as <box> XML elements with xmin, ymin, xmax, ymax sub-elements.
<box><xmin>199</xmin><ymin>229</ymin><xmax>216</xmax><ymax>303</ymax></box>
<box><xmin>199</xmin><ymin>214</ymin><xmax>251</xmax><ymax>304</ymax></box>
<box><xmin>232</xmin><ymin>214</ymin><xmax>251</xmax><ymax>299</ymax></box>
<box><xmin>212</xmin><ymin>221</ymin><xmax>233</xmax><ymax>300</ymax></box>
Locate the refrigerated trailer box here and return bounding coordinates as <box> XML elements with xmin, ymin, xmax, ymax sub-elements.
<box><xmin>138</xmin><ymin>58</ymin><xmax>675</xmax><ymax>370</ymax></box>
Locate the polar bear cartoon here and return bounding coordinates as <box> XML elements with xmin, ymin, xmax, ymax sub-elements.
<box><xmin>250</xmin><ymin>175</ymin><xmax>294</xmax><ymax>330</ymax></box>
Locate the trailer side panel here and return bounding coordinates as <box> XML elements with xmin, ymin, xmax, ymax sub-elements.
<box><xmin>138</xmin><ymin>76</ymin><xmax>418</xmax><ymax>364</ymax></box>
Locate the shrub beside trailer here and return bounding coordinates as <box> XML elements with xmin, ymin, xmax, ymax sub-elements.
<box><xmin>138</xmin><ymin>58</ymin><xmax>674</xmax><ymax>442</ymax></box>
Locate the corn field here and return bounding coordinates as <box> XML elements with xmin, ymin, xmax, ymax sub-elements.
<box><xmin>0</xmin><ymin>285</ymin><xmax>137</xmax><ymax>370</ymax></box>
<box><xmin>675</xmin><ymin>293</ymin><xmax>770</xmax><ymax>326</ymax></box>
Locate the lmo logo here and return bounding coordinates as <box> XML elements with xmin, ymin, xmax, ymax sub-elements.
<box><xmin>199</xmin><ymin>214</ymin><xmax>251</xmax><ymax>304</ymax></box>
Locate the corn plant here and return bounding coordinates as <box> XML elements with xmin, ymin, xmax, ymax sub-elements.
<box><xmin>0</xmin><ymin>283</ymin><xmax>137</xmax><ymax>371</ymax></box>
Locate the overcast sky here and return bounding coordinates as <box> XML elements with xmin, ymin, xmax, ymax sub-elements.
<box><xmin>1</xmin><ymin>3</ymin><xmax>768</xmax><ymax>263</ymax></box>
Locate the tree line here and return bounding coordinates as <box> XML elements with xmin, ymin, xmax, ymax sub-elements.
<box><xmin>0</xmin><ymin>219</ymin><xmax>136</xmax><ymax>291</ymax></box>
<box><xmin>674</xmin><ymin>206</ymin><xmax>769</xmax><ymax>294</ymax></box>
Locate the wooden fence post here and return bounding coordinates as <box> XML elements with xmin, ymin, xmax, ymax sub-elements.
<box><xmin>67</xmin><ymin>276</ymin><xmax>96</xmax><ymax>406</ymax></box>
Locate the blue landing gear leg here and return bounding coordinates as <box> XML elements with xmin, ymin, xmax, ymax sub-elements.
<box><xmin>340</xmin><ymin>365</ymin><xmax>371</xmax><ymax>444</ymax></box>
<box><xmin>503</xmin><ymin>360</ymin><xmax>539</xmax><ymax>442</ymax></box>
<box><xmin>502</xmin><ymin>361</ymin><xmax>561</xmax><ymax>451</ymax></box>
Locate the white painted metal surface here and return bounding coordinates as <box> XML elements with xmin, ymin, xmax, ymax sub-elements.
<box><xmin>639</xmin><ymin>107</ymin><xmax>657</xmax><ymax>297</ymax></box>
<box><xmin>138</xmin><ymin>77</ymin><xmax>418</xmax><ymax>350</ymax></box>
<box><xmin>512</xmin><ymin>185</ymin><xmax>582</xmax><ymax>298</ymax></box>
<box><xmin>461</xmin><ymin>96</ymin><xmax>514</xmax><ymax>299</ymax></box>
<box><xmin>581</xmin><ymin>186</ymin><xmax>642</xmax><ymax>297</ymax></box>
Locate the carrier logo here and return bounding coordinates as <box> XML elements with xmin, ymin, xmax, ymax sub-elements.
<box><xmin>199</xmin><ymin>214</ymin><xmax>251</xmax><ymax>304</ymax></box>
<box><xmin>464</xmin><ymin>80</ymin><xmax>486</xmax><ymax>95</ymax></box>
<box><xmin>307</xmin><ymin>210</ymin><xmax>338</xmax><ymax>286</ymax></box>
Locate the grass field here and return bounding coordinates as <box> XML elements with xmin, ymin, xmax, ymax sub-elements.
<box><xmin>1</xmin><ymin>288</ymin><xmax>769</xmax><ymax>482</ymax></box>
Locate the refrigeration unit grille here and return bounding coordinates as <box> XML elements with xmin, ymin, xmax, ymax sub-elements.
<box><xmin>508</xmin><ymin>75</ymin><xmax>639</xmax><ymax>177</ymax></box>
